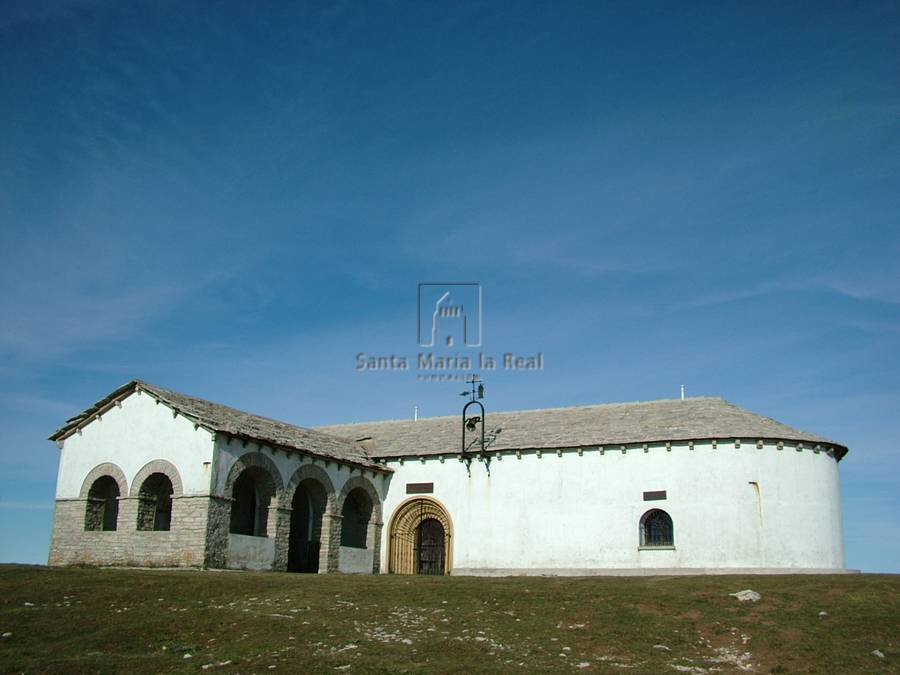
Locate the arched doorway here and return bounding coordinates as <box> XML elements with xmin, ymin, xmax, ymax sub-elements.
<box><xmin>389</xmin><ymin>497</ymin><xmax>453</xmax><ymax>575</ymax></box>
<box><xmin>288</xmin><ymin>479</ymin><xmax>328</xmax><ymax>573</ymax></box>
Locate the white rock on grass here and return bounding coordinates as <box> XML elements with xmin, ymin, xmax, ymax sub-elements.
<box><xmin>872</xmin><ymin>650</ymin><xmax>885</xmax><ymax>659</ymax></box>
<box><xmin>729</xmin><ymin>590</ymin><xmax>761</xmax><ymax>602</ymax></box>
<box><xmin>1</xmin><ymin>633</ymin><xmax>11</xmax><ymax>638</ymax></box>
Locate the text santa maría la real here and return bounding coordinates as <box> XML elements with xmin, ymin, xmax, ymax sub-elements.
<box><xmin>356</xmin><ymin>352</ymin><xmax>543</xmax><ymax>372</ymax></box>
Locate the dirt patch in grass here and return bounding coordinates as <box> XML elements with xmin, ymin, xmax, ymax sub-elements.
<box><xmin>0</xmin><ymin>566</ymin><xmax>897</xmax><ymax>674</ymax></box>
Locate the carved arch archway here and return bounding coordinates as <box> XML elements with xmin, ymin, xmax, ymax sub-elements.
<box><xmin>388</xmin><ymin>496</ymin><xmax>453</xmax><ymax>575</ymax></box>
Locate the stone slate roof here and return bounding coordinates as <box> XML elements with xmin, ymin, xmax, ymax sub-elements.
<box><xmin>316</xmin><ymin>397</ymin><xmax>848</xmax><ymax>460</ymax></box>
<box><xmin>49</xmin><ymin>380</ymin><xmax>387</xmax><ymax>472</ymax></box>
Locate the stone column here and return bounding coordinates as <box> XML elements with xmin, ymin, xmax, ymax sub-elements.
<box><xmin>369</xmin><ymin>521</ymin><xmax>384</xmax><ymax>574</ymax></box>
<box><xmin>116</xmin><ymin>497</ymin><xmax>139</xmax><ymax>532</ymax></box>
<box><xmin>319</xmin><ymin>512</ymin><xmax>343</xmax><ymax>573</ymax></box>
<box><xmin>204</xmin><ymin>496</ymin><xmax>231</xmax><ymax>569</ymax></box>
<box><xmin>272</xmin><ymin>506</ymin><xmax>292</xmax><ymax>572</ymax></box>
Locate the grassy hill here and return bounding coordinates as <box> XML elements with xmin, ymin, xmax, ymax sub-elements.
<box><xmin>0</xmin><ymin>565</ymin><xmax>896</xmax><ymax>674</ymax></box>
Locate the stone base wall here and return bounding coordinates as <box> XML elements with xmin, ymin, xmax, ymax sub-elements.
<box><xmin>48</xmin><ymin>495</ymin><xmax>212</xmax><ymax>568</ymax></box>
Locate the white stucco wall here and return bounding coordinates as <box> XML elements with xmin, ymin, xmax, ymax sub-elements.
<box><xmin>55</xmin><ymin>389</ymin><xmax>215</xmax><ymax>498</ymax></box>
<box><xmin>379</xmin><ymin>441</ymin><xmax>845</xmax><ymax>573</ymax></box>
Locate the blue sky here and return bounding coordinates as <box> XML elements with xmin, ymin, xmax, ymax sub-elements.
<box><xmin>1</xmin><ymin>1</ymin><xmax>898</xmax><ymax>571</ymax></box>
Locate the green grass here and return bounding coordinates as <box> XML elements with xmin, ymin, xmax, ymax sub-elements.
<box><xmin>0</xmin><ymin>565</ymin><xmax>896</xmax><ymax>674</ymax></box>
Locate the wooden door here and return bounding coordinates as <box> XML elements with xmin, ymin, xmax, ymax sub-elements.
<box><xmin>415</xmin><ymin>517</ymin><xmax>445</xmax><ymax>575</ymax></box>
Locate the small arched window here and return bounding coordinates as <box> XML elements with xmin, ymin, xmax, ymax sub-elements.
<box><xmin>640</xmin><ymin>509</ymin><xmax>674</xmax><ymax>547</ymax></box>
<box><xmin>85</xmin><ymin>476</ymin><xmax>120</xmax><ymax>531</ymax></box>
<box><xmin>136</xmin><ymin>473</ymin><xmax>174</xmax><ymax>531</ymax></box>
<box><xmin>340</xmin><ymin>488</ymin><xmax>373</xmax><ymax>549</ymax></box>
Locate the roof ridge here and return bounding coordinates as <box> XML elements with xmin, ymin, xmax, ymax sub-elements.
<box><xmin>52</xmin><ymin>379</ymin><xmax>388</xmax><ymax>472</ymax></box>
<box><xmin>317</xmin><ymin>396</ymin><xmax>727</xmax><ymax>428</ymax></box>
<box><xmin>136</xmin><ymin>380</ymin><xmax>344</xmax><ymax>440</ymax></box>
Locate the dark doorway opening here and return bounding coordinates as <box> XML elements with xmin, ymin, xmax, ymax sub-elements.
<box><xmin>288</xmin><ymin>480</ymin><xmax>327</xmax><ymax>573</ymax></box>
<box><xmin>415</xmin><ymin>517</ymin><xmax>445</xmax><ymax>575</ymax></box>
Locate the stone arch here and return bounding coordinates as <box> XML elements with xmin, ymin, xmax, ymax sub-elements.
<box><xmin>388</xmin><ymin>496</ymin><xmax>454</xmax><ymax>575</ymax></box>
<box><xmin>79</xmin><ymin>462</ymin><xmax>128</xmax><ymax>499</ymax></box>
<box><xmin>335</xmin><ymin>475</ymin><xmax>382</xmax><ymax>521</ymax></box>
<box><xmin>223</xmin><ymin>452</ymin><xmax>284</xmax><ymax>500</ymax></box>
<box><xmin>283</xmin><ymin>463</ymin><xmax>336</xmax><ymax>512</ymax></box>
<box><xmin>129</xmin><ymin>459</ymin><xmax>183</xmax><ymax>498</ymax></box>
<box><xmin>224</xmin><ymin>452</ymin><xmax>284</xmax><ymax>538</ymax></box>
<box><xmin>284</xmin><ymin>463</ymin><xmax>338</xmax><ymax>573</ymax></box>
<box><xmin>335</xmin><ymin>475</ymin><xmax>383</xmax><ymax>573</ymax></box>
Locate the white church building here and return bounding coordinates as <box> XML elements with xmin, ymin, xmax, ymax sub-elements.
<box><xmin>48</xmin><ymin>380</ymin><xmax>849</xmax><ymax>574</ymax></box>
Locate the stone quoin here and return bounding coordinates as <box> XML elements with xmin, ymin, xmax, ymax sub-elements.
<box><xmin>48</xmin><ymin>380</ymin><xmax>849</xmax><ymax>575</ymax></box>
